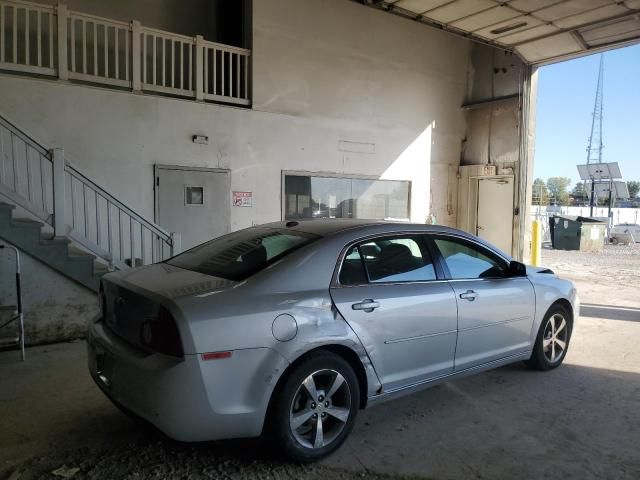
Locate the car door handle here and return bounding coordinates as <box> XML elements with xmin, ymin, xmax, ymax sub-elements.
<box><xmin>459</xmin><ymin>290</ymin><xmax>478</xmax><ymax>301</ymax></box>
<box><xmin>352</xmin><ymin>299</ymin><xmax>380</xmax><ymax>312</ymax></box>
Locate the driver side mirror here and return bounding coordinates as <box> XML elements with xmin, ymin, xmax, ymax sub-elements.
<box><xmin>509</xmin><ymin>260</ymin><xmax>527</xmax><ymax>277</ymax></box>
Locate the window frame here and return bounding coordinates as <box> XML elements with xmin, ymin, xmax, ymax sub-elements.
<box><xmin>281</xmin><ymin>170</ymin><xmax>412</xmax><ymax>222</ymax></box>
<box><xmin>333</xmin><ymin>232</ymin><xmax>446</xmax><ymax>288</ymax></box>
<box><xmin>428</xmin><ymin>234</ymin><xmax>512</xmax><ymax>281</ymax></box>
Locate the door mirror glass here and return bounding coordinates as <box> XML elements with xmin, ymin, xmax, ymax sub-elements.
<box><xmin>509</xmin><ymin>260</ymin><xmax>527</xmax><ymax>277</ymax></box>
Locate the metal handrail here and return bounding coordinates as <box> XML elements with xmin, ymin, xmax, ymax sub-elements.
<box><xmin>0</xmin><ymin>115</ymin><xmax>51</xmax><ymax>158</ymax></box>
<box><xmin>65</xmin><ymin>164</ymin><xmax>171</xmax><ymax>240</ymax></box>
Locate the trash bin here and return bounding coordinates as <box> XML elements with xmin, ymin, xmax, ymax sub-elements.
<box><xmin>551</xmin><ymin>215</ymin><xmax>606</xmax><ymax>252</ymax></box>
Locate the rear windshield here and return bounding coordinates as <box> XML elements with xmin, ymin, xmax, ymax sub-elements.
<box><xmin>166</xmin><ymin>228</ymin><xmax>320</xmax><ymax>281</ymax></box>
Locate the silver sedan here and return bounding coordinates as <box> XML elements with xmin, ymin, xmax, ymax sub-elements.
<box><xmin>87</xmin><ymin>220</ymin><xmax>578</xmax><ymax>462</ymax></box>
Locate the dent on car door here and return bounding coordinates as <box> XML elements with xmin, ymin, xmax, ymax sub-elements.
<box><xmin>431</xmin><ymin>237</ymin><xmax>535</xmax><ymax>371</ymax></box>
<box><xmin>329</xmin><ymin>235</ymin><xmax>458</xmax><ymax>392</ymax></box>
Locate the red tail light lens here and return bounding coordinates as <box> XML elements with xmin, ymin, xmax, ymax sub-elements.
<box><xmin>140</xmin><ymin>307</ymin><xmax>183</xmax><ymax>358</ymax></box>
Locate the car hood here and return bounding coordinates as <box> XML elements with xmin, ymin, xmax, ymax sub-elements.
<box><xmin>103</xmin><ymin>263</ymin><xmax>238</xmax><ymax>301</ymax></box>
<box><xmin>526</xmin><ymin>265</ymin><xmax>555</xmax><ymax>276</ymax></box>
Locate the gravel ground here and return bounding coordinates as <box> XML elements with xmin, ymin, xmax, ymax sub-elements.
<box><xmin>11</xmin><ymin>437</ymin><xmax>408</xmax><ymax>480</ymax></box>
<box><xmin>541</xmin><ymin>242</ymin><xmax>640</xmax><ymax>280</ymax></box>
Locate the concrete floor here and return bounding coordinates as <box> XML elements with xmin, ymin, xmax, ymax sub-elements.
<box><xmin>1</xmin><ymin>249</ymin><xmax>639</xmax><ymax>479</ymax></box>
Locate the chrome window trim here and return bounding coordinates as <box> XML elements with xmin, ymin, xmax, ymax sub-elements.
<box><xmin>430</xmin><ymin>234</ymin><xmax>514</xmax><ymax>281</ymax></box>
<box><xmin>332</xmin><ymin>231</ymin><xmax>438</xmax><ymax>288</ymax></box>
<box><xmin>331</xmin><ymin>229</ymin><xmax>519</xmax><ymax>288</ymax></box>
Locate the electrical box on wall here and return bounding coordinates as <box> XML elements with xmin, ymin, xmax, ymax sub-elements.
<box><xmin>456</xmin><ymin>164</ymin><xmax>497</xmax><ymax>234</ymax></box>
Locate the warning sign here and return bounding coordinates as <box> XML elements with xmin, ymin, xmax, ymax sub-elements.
<box><xmin>232</xmin><ymin>191</ymin><xmax>253</xmax><ymax>207</ymax></box>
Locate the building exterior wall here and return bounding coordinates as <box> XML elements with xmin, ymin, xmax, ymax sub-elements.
<box><xmin>0</xmin><ymin>247</ymin><xmax>98</xmax><ymax>345</ymax></box>
<box><xmin>0</xmin><ymin>0</ymin><xmax>471</xmax><ymax>232</ymax></box>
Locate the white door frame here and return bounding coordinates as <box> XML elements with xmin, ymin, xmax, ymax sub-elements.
<box><xmin>153</xmin><ymin>164</ymin><xmax>231</xmax><ymax>224</ymax></box>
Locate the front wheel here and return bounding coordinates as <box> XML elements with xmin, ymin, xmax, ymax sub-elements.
<box><xmin>525</xmin><ymin>304</ymin><xmax>573</xmax><ymax>371</ymax></box>
<box><xmin>271</xmin><ymin>351</ymin><xmax>360</xmax><ymax>463</ymax></box>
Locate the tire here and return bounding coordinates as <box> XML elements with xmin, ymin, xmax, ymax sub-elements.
<box><xmin>525</xmin><ymin>303</ymin><xmax>573</xmax><ymax>371</ymax></box>
<box><xmin>271</xmin><ymin>351</ymin><xmax>360</xmax><ymax>463</ymax></box>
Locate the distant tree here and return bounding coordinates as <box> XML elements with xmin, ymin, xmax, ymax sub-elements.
<box><xmin>547</xmin><ymin>177</ymin><xmax>571</xmax><ymax>206</ymax></box>
<box><xmin>571</xmin><ymin>182</ymin><xmax>587</xmax><ymax>204</ymax></box>
<box><xmin>532</xmin><ymin>178</ymin><xmax>549</xmax><ymax>205</ymax></box>
<box><xmin>628</xmin><ymin>181</ymin><xmax>640</xmax><ymax>199</ymax></box>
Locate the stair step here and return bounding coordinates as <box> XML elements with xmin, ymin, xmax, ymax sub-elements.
<box><xmin>93</xmin><ymin>262</ymin><xmax>110</xmax><ymax>274</ymax></box>
<box><xmin>68</xmin><ymin>245</ymin><xmax>95</xmax><ymax>258</ymax></box>
<box><xmin>0</xmin><ymin>336</ymin><xmax>20</xmax><ymax>346</ymax></box>
<box><xmin>0</xmin><ymin>202</ymin><xmax>16</xmax><ymax>211</ymax></box>
<box><xmin>11</xmin><ymin>218</ymin><xmax>44</xmax><ymax>228</ymax></box>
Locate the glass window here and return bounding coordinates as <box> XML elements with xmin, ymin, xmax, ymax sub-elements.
<box><xmin>361</xmin><ymin>236</ymin><xmax>436</xmax><ymax>283</ymax></box>
<box><xmin>167</xmin><ymin>228</ymin><xmax>319</xmax><ymax>281</ymax></box>
<box><xmin>284</xmin><ymin>174</ymin><xmax>410</xmax><ymax>221</ymax></box>
<box><xmin>339</xmin><ymin>246</ymin><xmax>368</xmax><ymax>285</ymax></box>
<box><xmin>434</xmin><ymin>238</ymin><xmax>507</xmax><ymax>279</ymax></box>
<box><xmin>185</xmin><ymin>186</ymin><xmax>204</xmax><ymax>205</ymax></box>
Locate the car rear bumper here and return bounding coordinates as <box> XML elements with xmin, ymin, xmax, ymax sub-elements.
<box><xmin>87</xmin><ymin>320</ymin><xmax>289</xmax><ymax>442</ymax></box>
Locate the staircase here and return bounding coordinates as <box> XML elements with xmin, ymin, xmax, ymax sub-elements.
<box><xmin>0</xmin><ymin>203</ymin><xmax>107</xmax><ymax>290</ymax></box>
<box><xmin>0</xmin><ymin>114</ymin><xmax>180</xmax><ymax>292</ymax></box>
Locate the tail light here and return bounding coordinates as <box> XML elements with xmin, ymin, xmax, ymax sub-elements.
<box><xmin>140</xmin><ymin>307</ymin><xmax>183</xmax><ymax>358</ymax></box>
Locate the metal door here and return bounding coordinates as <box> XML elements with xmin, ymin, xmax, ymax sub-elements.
<box><xmin>477</xmin><ymin>177</ymin><xmax>514</xmax><ymax>254</ymax></box>
<box><xmin>155</xmin><ymin>166</ymin><xmax>230</xmax><ymax>251</ymax></box>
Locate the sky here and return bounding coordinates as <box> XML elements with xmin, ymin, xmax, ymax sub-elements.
<box><xmin>533</xmin><ymin>43</ymin><xmax>640</xmax><ymax>188</ymax></box>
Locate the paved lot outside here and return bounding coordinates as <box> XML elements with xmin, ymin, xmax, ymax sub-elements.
<box><xmin>1</xmin><ymin>245</ymin><xmax>639</xmax><ymax>480</ymax></box>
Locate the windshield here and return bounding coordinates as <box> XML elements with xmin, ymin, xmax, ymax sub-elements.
<box><xmin>167</xmin><ymin>227</ymin><xmax>320</xmax><ymax>281</ymax></box>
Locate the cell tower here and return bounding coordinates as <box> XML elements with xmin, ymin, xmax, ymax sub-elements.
<box><xmin>586</xmin><ymin>54</ymin><xmax>604</xmax><ymax>165</ymax></box>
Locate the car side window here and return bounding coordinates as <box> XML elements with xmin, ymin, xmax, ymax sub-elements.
<box><xmin>433</xmin><ymin>238</ymin><xmax>507</xmax><ymax>280</ymax></box>
<box><xmin>339</xmin><ymin>246</ymin><xmax>368</xmax><ymax>285</ymax></box>
<box><xmin>361</xmin><ymin>236</ymin><xmax>436</xmax><ymax>283</ymax></box>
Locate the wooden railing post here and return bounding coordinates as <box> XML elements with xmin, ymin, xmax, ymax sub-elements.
<box><xmin>131</xmin><ymin>20</ymin><xmax>142</xmax><ymax>92</ymax></box>
<box><xmin>51</xmin><ymin>148</ymin><xmax>67</xmax><ymax>237</ymax></box>
<box><xmin>195</xmin><ymin>35</ymin><xmax>204</xmax><ymax>101</ymax></box>
<box><xmin>170</xmin><ymin>232</ymin><xmax>181</xmax><ymax>256</ymax></box>
<box><xmin>57</xmin><ymin>3</ymin><xmax>68</xmax><ymax>80</ymax></box>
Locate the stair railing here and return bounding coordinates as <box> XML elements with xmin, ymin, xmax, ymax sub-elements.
<box><xmin>0</xmin><ymin>114</ymin><xmax>180</xmax><ymax>269</ymax></box>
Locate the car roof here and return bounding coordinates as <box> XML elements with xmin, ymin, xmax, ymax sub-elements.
<box><xmin>261</xmin><ymin>219</ymin><xmax>467</xmax><ymax>238</ymax></box>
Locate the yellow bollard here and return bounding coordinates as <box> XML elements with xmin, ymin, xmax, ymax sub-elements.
<box><xmin>531</xmin><ymin>220</ymin><xmax>542</xmax><ymax>267</ymax></box>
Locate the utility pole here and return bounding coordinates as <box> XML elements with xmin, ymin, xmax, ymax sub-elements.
<box><xmin>586</xmin><ymin>54</ymin><xmax>604</xmax><ymax>216</ymax></box>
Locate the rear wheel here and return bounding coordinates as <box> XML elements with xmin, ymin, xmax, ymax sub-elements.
<box><xmin>525</xmin><ymin>304</ymin><xmax>572</xmax><ymax>371</ymax></box>
<box><xmin>271</xmin><ymin>351</ymin><xmax>359</xmax><ymax>463</ymax></box>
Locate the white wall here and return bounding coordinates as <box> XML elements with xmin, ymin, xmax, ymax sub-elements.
<box><xmin>0</xmin><ymin>247</ymin><xmax>98</xmax><ymax>345</ymax></box>
<box><xmin>0</xmin><ymin>0</ymin><xmax>471</xmax><ymax>232</ymax></box>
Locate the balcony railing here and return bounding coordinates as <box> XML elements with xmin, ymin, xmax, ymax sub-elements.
<box><xmin>0</xmin><ymin>0</ymin><xmax>251</xmax><ymax>106</ymax></box>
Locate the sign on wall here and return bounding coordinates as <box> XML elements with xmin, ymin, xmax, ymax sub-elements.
<box><xmin>232</xmin><ymin>191</ymin><xmax>253</xmax><ymax>207</ymax></box>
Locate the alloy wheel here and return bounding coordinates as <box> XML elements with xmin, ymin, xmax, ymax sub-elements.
<box><xmin>543</xmin><ymin>313</ymin><xmax>568</xmax><ymax>363</ymax></box>
<box><xmin>289</xmin><ymin>369</ymin><xmax>352</xmax><ymax>449</ymax></box>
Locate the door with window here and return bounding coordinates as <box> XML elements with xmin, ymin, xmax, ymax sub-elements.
<box><xmin>156</xmin><ymin>166</ymin><xmax>230</xmax><ymax>251</ymax></box>
<box><xmin>330</xmin><ymin>235</ymin><xmax>458</xmax><ymax>391</ymax></box>
<box><xmin>431</xmin><ymin>236</ymin><xmax>535</xmax><ymax>371</ymax></box>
